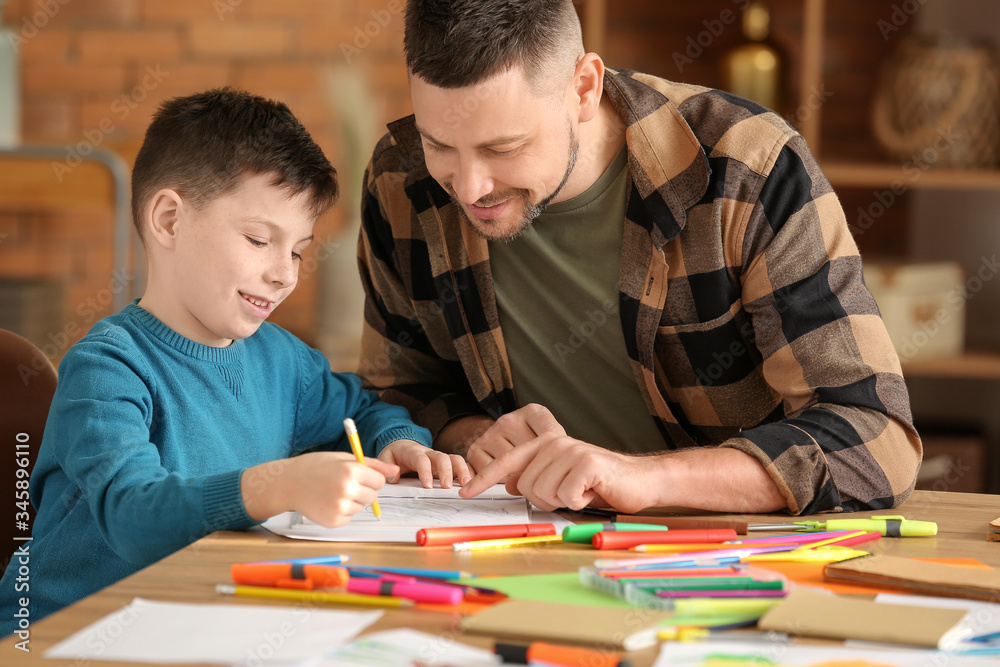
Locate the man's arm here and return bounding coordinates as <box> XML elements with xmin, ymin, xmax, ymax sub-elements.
<box><xmin>356</xmin><ymin>152</ymin><xmax>484</xmax><ymax>440</ymax></box>
<box><xmin>717</xmin><ymin>132</ymin><xmax>921</xmax><ymax>515</ymax></box>
<box><xmin>460</xmin><ymin>429</ymin><xmax>786</xmax><ymax>513</ymax></box>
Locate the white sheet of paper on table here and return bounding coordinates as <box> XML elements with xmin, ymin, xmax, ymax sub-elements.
<box><xmin>655</xmin><ymin>639</ymin><xmax>992</xmax><ymax>667</ymax></box>
<box><xmin>260</xmin><ymin>480</ymin><xmax>573</xmax><ymax>543</ymax></box>
<box><xmin>316</xmin><ymin>628</ymin><xmax>500</xmax><ymax>666</ymax></box>
<box><xmin>44</xmin><ymin>597</ymin><xmax>382</xmax><ymax>666</ymax></box>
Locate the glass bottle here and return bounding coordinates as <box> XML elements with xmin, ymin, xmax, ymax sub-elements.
<box><xmin>721</xmin><ymin>2</ymin><xmax>784</xmax><ymax>114</ymax></box>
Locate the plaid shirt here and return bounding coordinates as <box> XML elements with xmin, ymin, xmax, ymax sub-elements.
<box><xmin>357</xmin><ymin>69</ymin><xmax>922</xmax><ymax>515</ymax></box>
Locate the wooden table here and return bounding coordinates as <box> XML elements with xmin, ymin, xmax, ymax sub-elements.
<box><xmin>3</xmin><ymin>490</ymin><xmax>999</xmax><ymax>666</ymax></box>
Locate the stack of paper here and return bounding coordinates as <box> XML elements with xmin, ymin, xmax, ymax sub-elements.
<box><xmin>261</xmin><ymin>479</ymin><xmax>572</xmax><ymax>543</ymax></box>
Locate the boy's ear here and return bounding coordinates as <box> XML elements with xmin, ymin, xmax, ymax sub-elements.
<box><xmin>146</xmin><ymin>189</ymin><xmax>184</xmax><ymax>250</ymax></box>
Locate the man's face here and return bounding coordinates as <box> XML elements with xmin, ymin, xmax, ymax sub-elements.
<box><xmin>410</xmin><ymin>66</ymin><xmax>579</xmax><ymax>242</ymax></box>
<box><xmin>164</xmin><ymin>173</ymin><xmax>316</xmax><ymax>346</ymax></box>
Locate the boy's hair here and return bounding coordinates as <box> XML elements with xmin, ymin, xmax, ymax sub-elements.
<box><xmin>131</xmin><ymin>88</ymin><xmax>338</xmax><ymax>239</ymax></box>
<box><xmin>403</xmin><ymin>0</ymin><xmax>584</xmax><ymax>94</ymax></box>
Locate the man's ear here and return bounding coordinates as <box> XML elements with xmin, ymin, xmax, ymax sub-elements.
<box><xmin>145</xmin><ymin>189</ymin><xmax>184</xmax><ymax>250</ymax></box>
<box><xmin>572</xmin><ymin>52</ymin><xmax>605</xmax><ymax>124</ymax></box>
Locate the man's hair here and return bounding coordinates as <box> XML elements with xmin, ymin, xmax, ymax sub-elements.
<box><xmin>131</xmin><ymin>88</ymin><xmax>338</xmax><ymax>238</ymax></box>
<box><xmin>404</xmin><ymin>0</ymin><xmax>584</xmax><ymax>93</ymax></box>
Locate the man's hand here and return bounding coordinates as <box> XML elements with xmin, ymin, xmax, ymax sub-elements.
<box><xmin>459</xmin><ymin>432</ymin><xmax>660</xmax><ymax>513</ymax></box>
<box><xmin>463</xmin><ymin>403</ymin><xmax>566</xmax><ymax>472</ymax></box>
<box><xmin>378</xmin><ymin>439</ymin><xmax>472</xmax><ymax>488</ymax></box>
<box><xmin>459</xmin><ymin>434</ymin><xmax>790</xmax><ymax>515</ymax></box>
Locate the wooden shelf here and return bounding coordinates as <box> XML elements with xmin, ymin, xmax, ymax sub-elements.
<box><xmin>901</xmin><ymin>351</ymin><xmax>1000</xmax><ymax>380</ymax></box>
<box><xmin>0</xmin><ymin>156</ymin><xmax>115</xmax><ymax>213</ymax></box>
<box><xmin>822</xmin><ymin>161</ymin><xmax>1000</xmax><ymax>191</ymax></box>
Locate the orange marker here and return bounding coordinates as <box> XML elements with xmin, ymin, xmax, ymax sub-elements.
<box><xmin>231</xmin><ymin>562</ymin><xmax>349</xmax><ymax>590</ymax></box>
<box><xmin>495</xmin><ymin>641</ymin><xmax>628</xmax><ymax>667</ymax></box>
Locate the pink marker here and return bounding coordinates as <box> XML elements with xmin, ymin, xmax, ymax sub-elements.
<box><xmin>347</xmin><ymin>577</ymin><xmax>464</xmax><ymax>605</ymax></box>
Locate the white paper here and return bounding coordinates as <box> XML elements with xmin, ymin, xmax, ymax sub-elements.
<box><xmin>44</xmin><ymin>597</ymin><xmax>382</xmax><ymax>666</ymax></box>
<box><xmin>317</xmin><ymin>628</ymin><xmax>500</xmax><ymax>666</ymax></box>
<box><xmin>261</xmin><ymin>481</ymin><xmax>573</xmax><ymax>543</ymax></box>
<box><xmin>655</xmin><ymin>640</ymin><xmax>994</xmax><ymax>666</ymax></box>
<box><xmin>377</xmin><ymin>478</ymin><xmax>518</xmax><ymax>499</ymax></box>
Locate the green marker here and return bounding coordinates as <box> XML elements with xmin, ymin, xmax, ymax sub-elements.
<box><xmin>562</xmin><ymin>522</ymin><xmax>670</xmax><ymax>543</ymax></box>
<box><xmin>793</xmin><ymin>515</ymin><xmax>937</xmax><ymax>537</ymax></box>
<box><xmin>634</xmin><ymin>580</ymin><xmax>784</xmax><ymax>592</ymax></box>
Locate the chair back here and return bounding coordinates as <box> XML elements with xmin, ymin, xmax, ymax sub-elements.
<box><xmin>0</xmin><ymin>330</ymin><xmax>58</xmax><ymax>568</ymax></box>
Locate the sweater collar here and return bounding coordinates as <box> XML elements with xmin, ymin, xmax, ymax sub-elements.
<box><xmin>124</xmin><ymin>300</ymin><xmax>246</xmax><ymax>364</ymax></box>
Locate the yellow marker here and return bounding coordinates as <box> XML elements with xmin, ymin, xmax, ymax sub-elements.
<box><xmin>344</xmin><ymin>418</ymin><xmax>381</xmax><ymax>520</ymax></box>
<box><xmin>452</xmin><ymin>534</ymin><xmax>564</xmax><ymax>552</ymax></box>
<box><xmin>216</xmin><ymin>584</ymin><xmax>413</xmax><ymax>608</ymax></box>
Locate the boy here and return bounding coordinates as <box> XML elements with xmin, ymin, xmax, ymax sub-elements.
<box><xmin>0</xmin><ymin>88</ymin><xmax>468</xmax><ymax>632</ymax></box>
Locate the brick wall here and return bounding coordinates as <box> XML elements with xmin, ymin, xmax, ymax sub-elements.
<box><xmin>0</xmin><ymin>0</ymin><xmax>907</xmax><ymax>361</ymax></box>
<box><xmin>0</xmin><ymin>0</ymin><xmax>411</xmax><ymax>357</ymax></box>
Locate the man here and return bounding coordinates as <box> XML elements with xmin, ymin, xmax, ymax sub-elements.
<box><xmin>357</xmin><ymin>0</ymin><xmax>921</xmax><ymax>515</ymax></box>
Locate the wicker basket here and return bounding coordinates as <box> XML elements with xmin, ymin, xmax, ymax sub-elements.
<box><xmin>872</xmin><ymin>34</ymin><xmax>1000</xmax><ymax>168</ymax></box>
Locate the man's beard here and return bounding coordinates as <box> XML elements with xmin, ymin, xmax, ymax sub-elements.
<box><xmin>447</xmin><ymin>127</ymin><xmax>580</xmax><ymax>243</ymax></box>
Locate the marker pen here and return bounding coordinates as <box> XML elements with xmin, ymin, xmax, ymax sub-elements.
<box><xmin>494</xmin><ymin>641</ymin><xmax>630</xmax><ymax>667</ymax></box>
<box><xmin>417</xmin><ymin>523</ymin><xmax>556</xmax><ymax>546</ymax></box>
<box><xmin>347</xmin><ymin>577</ymin><xmax>464</xmax><ymax>605</ymax></box>
<box><xmin>230</xmin><ymin>563</ymin><xmax>349</xmax><ymax>590</ymax></box>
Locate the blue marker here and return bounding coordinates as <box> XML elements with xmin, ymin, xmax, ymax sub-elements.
<box><xmin>247</xmin><ymin>555</ymin><xmax>350</xmax><ymax>566</ymax></box>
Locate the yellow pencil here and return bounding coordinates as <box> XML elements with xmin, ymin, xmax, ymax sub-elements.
<box><xmin>793</xmin><ymin>530</ymin><xmax>866</xmax><ymax>550</ymax></box>
<box><xmin>216</xmin><ymin>584</ymin><xmax>413</xmax><ymax>608</ymax></box>
<box><xmin>452</xmin><ymin>534</ymin><xmax>564</xmax><ymax>552</ymax></box>
<box><xmin>343</xmin><ymin>417</ymin><xmax>381</xmax><ymax>520</ymax></box>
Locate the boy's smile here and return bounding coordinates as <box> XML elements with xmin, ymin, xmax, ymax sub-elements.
<box><xmin>139</xmin><ymin>172</ymin><xmax>316</xmax><ymax>347</ymax></box>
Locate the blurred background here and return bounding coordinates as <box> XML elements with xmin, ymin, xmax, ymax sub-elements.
<box><xmin>0</xmin><ymin>0</ymin><xmax>998</xmax><ymax>493</ymax></box>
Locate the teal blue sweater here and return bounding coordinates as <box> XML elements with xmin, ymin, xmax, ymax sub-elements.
<box><xmin>0</xmin><ymin>303</ymin><xmax>430</xmax><ymax>633</ymax></box>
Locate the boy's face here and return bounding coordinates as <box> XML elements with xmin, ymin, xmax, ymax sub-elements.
<box><xmin>151</xmin><ymin>173</ymin><xmax>315</xmax><ymax>347</ymax></box>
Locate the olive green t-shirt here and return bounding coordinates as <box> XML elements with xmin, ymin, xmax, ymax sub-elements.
<box><xmin>489</xmin><ymin>146</ymin><xmax>666</xmax><ymax>453</ymax></box>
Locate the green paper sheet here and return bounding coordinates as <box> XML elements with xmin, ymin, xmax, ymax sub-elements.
<box><xmin>455</xmin><ymin>572</ymin><xmax>633</xmax><ymax>608</ymax></box>
<box><xmin>455</xmin><ymin>574</ymin><xmax>769</xmax><ymax>628</ymax></box>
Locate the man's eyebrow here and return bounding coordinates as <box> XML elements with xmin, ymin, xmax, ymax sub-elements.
<box><xmin>415</xmin><ymin>124</ymin><xmax>528</xmax><ymax>150</ymax></box>
<box><xmin>243</xmin><ymin>217</ymin><xmax>314</xmax><ymax>244</ymax></box>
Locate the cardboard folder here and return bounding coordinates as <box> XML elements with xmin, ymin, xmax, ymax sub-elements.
<box><xmin>757</xmin><ymin>588</ymin><xmax>970</xmax><ymax>649</ymax></box>
<box><xmin>458</xmin><ymin>599</ymin><xmax>674</xmax><ymax>650</ymax></box>
<box><xmin>824</xmin><ymin>553</ymin><xmax>1000</xmax><ymax>601</ymax></box>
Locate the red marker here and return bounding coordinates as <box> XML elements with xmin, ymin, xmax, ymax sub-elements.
<box><xmin>347</xmin><ymin>577</ymin><xmax>464</xmax><ymax>605</ymax></box>
<box><xmin>230</xmin><ymin>563</ymin><xmax>349</xmax><ymax>590</ymax></box>
<box><xmin>592</xmin><ymin>528</ymin><xmax>738</xmax><ymax>550</ymax></box>
<box><xmin>416</xmin><ymin>523</ymin><xmax>556</xmax><ymax>546</ymax></box>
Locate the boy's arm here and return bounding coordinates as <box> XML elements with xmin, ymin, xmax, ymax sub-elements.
<box><xmin>289</xmin><ymin>338</ymin><xmax>432</xmax><ymax>457</ymax></box>
<box><xmin>50</xmin><ymin>339</ymin><xmax>256</xmax><ymax>566</ymax></box>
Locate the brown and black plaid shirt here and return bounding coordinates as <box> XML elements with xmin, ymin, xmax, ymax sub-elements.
<box><xmin>357</xmin><ymin>68</ymin><xmax>922</xmax><ymax>515</ymax></box>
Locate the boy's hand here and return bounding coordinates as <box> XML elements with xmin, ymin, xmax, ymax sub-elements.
<box><xmin>378</xmin><ymin>439</ymin><xmax>472</xmax><ymax>489</ymax></box>
<box><xmin>241</xmin><ymin>452</ymin><xmax>399</xmax><ymax>528</ymax></box>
